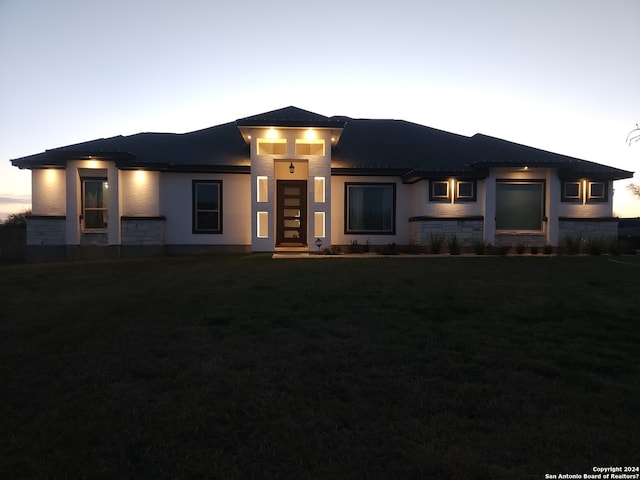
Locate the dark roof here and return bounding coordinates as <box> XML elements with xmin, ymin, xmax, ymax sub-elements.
<box><xmin>236</xmin><ymin>106</ymin><xmax>345</xmax><ymax>128</ymax></box>
<box><xmin>12</xmin><ymin>122</ymin><xmax>250</xmax><ymax>172</ymax></box>
<box><xmin>11</xmin><ymin>106</ymin><xmax>634</xmax><ymax>180</ymax></box>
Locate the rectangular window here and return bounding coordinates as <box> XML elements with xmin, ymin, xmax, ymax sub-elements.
<box><xmin>561</xmin><ymin>180</ymin><xmax>608</xmax><ymax>203</ymax></box>
<box><xmin>456</xmin><ymin>180</ymin><xmax>476</xmax><ymax>202</ymax></box>
<box><xmin>587</xmin><ymin>181</ymin><xmax>607</xmax><ymax>202</ymax></box>
<box><xmin>345</xmin><ymin>183</ymin><xmax>395</xmax><ymax>234</ymax></box>
<box><xmin>257</xmin><ymin>211</ymin><xmax>269</xmax><ymax>238</ymax></box>
<box><xmin>562</xmin><ymin>181</ymin><xmax>582</xmax><ymax>202</ymax></box>
<box><xmin>430</xmin><ymin>180</ymin><xmax>450</xmax><ymax>202</ymax></box>
<box><xmin>193</xmin><ymin>180</ymin><xmax>222</xmax><ymax>234</ymax></box>
<box><xmin>429</xmin><ymin>179</ymin><xmax>477</xmax><ymax>202</ymax></box>
<box><xmin>257</xmin><ymin>176</ymin><xmax>268</xmax><ymax>202</ymax></box>
<box><xmin>295</xmin><ymin>139</ymin><xmax>325</xmax><ymax>156</ymax></box>
<box><xmin>257</xmin><ymin>139</ymin><xmax>287</xmax><ymax>155</ymax></box>
<box><xmin>496</xmin><ymin>181</ymin><xmax>544</xmax><ymax>231</ymax></box>
<box><xmin>314</xmin><ymin>212</ymin><xmax>325</xmax><ymax>238</ymax></box>
<box><xmin>314</xmin><ymin>177</ymin><xmax>325</xmax><ymax>203</ymax></box>
<box><xmin>82</xmin><ymin>178</ymin><xmax>108</xmax><ymax>230</ymax></box>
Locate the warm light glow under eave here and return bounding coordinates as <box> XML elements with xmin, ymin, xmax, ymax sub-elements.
<box><xmin>266</xmin><ymin>128</ymin><xmax>277</xmax><ymax>139</ymax></box>
<box><xmin>134</xmin><ymin>169</ymin><xmax>147</xmax><ymax>185</ymax></box>
<box><xmin>45</xmin><ymin>168</ymin><xmax>58</xmax><ymax>184</ymax></box>
<box><xmin>304</xmin><ymin>128</ymin><xmax>316</xmax><ymax>140</ymax></box>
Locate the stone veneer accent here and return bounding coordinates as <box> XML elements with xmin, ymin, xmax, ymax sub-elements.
<box><xmin>558</xmin><ymin>217</ymin><xmax>618</xmax><ymax>242</ymax></box>
<box><xmin>26</xmin><ymin>216</ymin><xmax>66</xmax><ymax>245</ymax></box>
<box><xmin>409</xmin><ymin>216</ymin><xmax>484</xmax><ymax>246</ymax></box>
<box><xmin>121</xmin><ymin>216</ymin><xmax>166</xmax><ymax>245</ymax></box>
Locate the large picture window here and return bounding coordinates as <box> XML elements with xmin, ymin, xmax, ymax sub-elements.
<box><xmin>345</xmin><ymin>183</ymin><xmax>395</xmax><ymax>234</ymax></box>
<box><xmin>193</xmin><ymin>180</ymin><xmax>222</xmax><ymax>234</ymax></box>
<box><xmin>82</xmin><ymin>178</ymin><xmax>108</xmax><ymax>230</ymax></box>
<box><xmin>496</xmin><ymin>181</ymin><xmax>545</xmax><ymax>231</ymax></box>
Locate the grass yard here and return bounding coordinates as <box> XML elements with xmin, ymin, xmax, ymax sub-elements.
<box><xmin>1</xmin><ymin>254</ymin><xmax>639</xmax><ymax>479</ymax></box>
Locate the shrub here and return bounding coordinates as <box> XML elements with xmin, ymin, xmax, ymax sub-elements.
<box><xmin>323</xmin><ymin>245</ymin><xmax>341</xmax><ymax>255</ymax></box>
<box><xmin>430</xmin><ymin>233</ymin><xmax>446</xmax><ymax>254</ymax></box>
<box><xmin>379</xmin><ymin>242</ymin><xmax>398</xmax><ymax>255</ymax></box>
<box><xmin>563</xmin><ymin>237</ymin><xmax>581</xmax><ymax>255</ymax></box>
<box><xmin>347</xmin><ymin>240</ymin><xmax>362</xmax><ymax>254</ymax></box>
<box><xmin>585</xmin><ymin>236</ymin><xmax>606</xmax><ymax>256</ymax></box>
<box><xmin>543</xmin><ymin>244</ymin><xmax>553</xmax><ymax>255</ymax></box>
<box><xmin>606</xmin><ymin>236</ymin><xmax>620</xmax><ymax>255</ymax></box>
<box><xmin>472</xmin><ymin>239</ymin><xmax>486</xmax><ymax>255</ymax></box>
<box><xmin>516</xmin><ymin>242</ymin><xmax>526</xmax><ymax>255</ymax></box>
<box><xmin>498</xmin><ymin>245</ymin><xmax>510</xmax><ymax>256</ymax></box>
<box><xmin>530</xmin><ymin>246</ymin><xmax>539</xmax><ymax>255</ymax></box>
<box><xmin>447</xmin><ymin>235</ymin><xmax>460</xmax><ymax>255</ymax></box>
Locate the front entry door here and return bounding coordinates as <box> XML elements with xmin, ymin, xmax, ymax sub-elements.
<box><xmin>276</xmin><ymin>180</ymin><xmax>307</xmax><ymax>246</ymax></box>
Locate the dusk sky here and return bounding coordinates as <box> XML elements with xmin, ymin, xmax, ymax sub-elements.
<box><xmin>1</xmin><ymin>0</ymin><xmax>639</xmax><ymax>220</ymax></box>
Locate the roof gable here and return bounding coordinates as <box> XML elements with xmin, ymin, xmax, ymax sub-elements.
<box><xmin>236</xmin><ymin>106</ymin><xmax>345</xmax><ymax>128</ymax></box>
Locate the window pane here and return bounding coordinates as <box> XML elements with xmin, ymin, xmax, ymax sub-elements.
<box><xmin>85</xmin><ymin>210</ymin><xmax>107</xmax><ymax>229</ymax></box>
<box><xmin>85</xmin><ymin>181</ymin><xmax>106</xmax><ymax>208</ymax></box>
<box><xmin>347</xmin><ymin>184</ymin><xmax>394</xmax><ymax>233</ymax></box>
<box><xmin>457</xmin><ymin>182</ymin><xmax>473</xmax><ymax>198</ymax></box>
<box><xmin>257</xmin><ymin>176</ymin><xmax>268</xmax><ymax>203</ymax></box>
<box><xmin>564</xmin><ymin>182</ymin><xmax>580</xmax><ymax>198</ymax></box>
<box><xmin>496</xmin><ymin>183</ymin><xmax>543</xmax><ymax>231</ymax></box>
<box><xmin>197</xmin><ymin>184</ymin><xmax>219</xmax><ymax>211</ymax></box>
<box><xmin>432</xmin><ymin>181</ymin><xmax>449</xmax><ymax>198</ymax></box>
<box><xmin>197</xmin><ymin>212</ymin><xmax>219</xmax><ymax>231</ymax></box>
<box><xmin>193</xmin><ymin>180</ymin><xmax>222</xmax><ymax>233</ymax></box>
<box><xmin>589</xmin><ymin>182</ymin><xmax>605</xmax><ymax>198</ymax></box>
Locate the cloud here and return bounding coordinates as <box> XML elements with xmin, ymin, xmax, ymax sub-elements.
<box><xmin>0</xmin><ymin>194</ymin><xmax>31</xmax><ymax>204</ymax></box>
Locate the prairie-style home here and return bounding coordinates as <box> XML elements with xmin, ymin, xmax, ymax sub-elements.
<box><xmin>11</xmin><ymin>106</ymin><xmax>633</xmax><ymax>260</ymax></box>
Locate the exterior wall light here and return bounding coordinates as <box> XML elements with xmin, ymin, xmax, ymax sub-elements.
<box><xmin>289</xmin><ymin>162</ymin><xmax>295</xmax><ymax>174</ymax></box>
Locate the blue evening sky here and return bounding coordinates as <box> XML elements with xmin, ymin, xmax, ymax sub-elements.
<box><xmin>1</xmin><ymin>0</ymin><xmax>638</xmax><ymax>219</ymax></box>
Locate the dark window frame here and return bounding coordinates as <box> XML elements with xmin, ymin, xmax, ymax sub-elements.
<box><xmin>560</xmin><ymin>180</ymin><xmax>609</xmax><ymax>203</ymax></box>
<box><xmin>561</xmin><ymin>180</ymin><xmax>583</xmax><ymax>202</ymax></box>
<box><xmin>81</xmin><ymin>177</ymin><xmax>108</xmax><ymax>230</ymax></box>
<box><xmin>429</xmin><ymin>180</ymin><xmax>450</xmax><ymax>202</ymax></box>
<box><xmin>587</xmin><ymin>181</ymin><xmax>608</xmax><ymax>203</ymax></box>
<box><xmin>192</xmin><ymin>180</ymin><xmax>223</xmax><ymax>234</ymax></box>
<box><xmin>344</xmin><ymin>182</ymin><xmax>396</xmax><ymax>235</ymax></box>
<box><xmin>429</xmin><ymin>179</ymin><xmax>477</xmax><ymax>203</ymax></box>
<box><xmin>455</xmin><ymin>180</ymin><xmax>477</xmax><ymax>202</ymax></box>
<box><xmin>495</xmin><ymin>179</ymin><xmax>546</xmax><ymax>232</ymax></box>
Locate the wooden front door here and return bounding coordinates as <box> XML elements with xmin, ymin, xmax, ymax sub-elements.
<box><xmin>276</xmin><ymin>180</ymin><xmax>307</xmax><ymax>246</ymax></box>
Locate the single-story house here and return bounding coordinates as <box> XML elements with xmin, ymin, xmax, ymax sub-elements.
<box><xmin>11</xmin><ymin>106</ymin><xmax>634</xmax><ymax>260</ymax></box>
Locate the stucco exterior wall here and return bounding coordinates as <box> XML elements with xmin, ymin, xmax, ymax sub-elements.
<box><xmin>32</xmin><ymin>169</ymin><xmax>66</xmax><ymax>215</ymax></box>
<box><xmin>557</xmin><ymin>180</ymin><xmax>613</xmax><ymax>218</ymax></box>
<box><xmin>120</xmin><ymin>170</ymin><xmax>160</xmax><ymax>217</ymax></box>
<box><xmin>161</xmin><ymin>172</ymin><xmax>251</xmax><ymax>245</ymax></box>
<box><xmin>248</xmin><ymin>127</ymin><xmax>333</xmax><ymax>252</ymax></box>
<box><xmin>408</xmin><ymin>179</ymin><xmax>485</xmax><ymax>218</ymax></box>
<box><xmin>331</xmin><ymin>175</ymin><xmax>411</xmax><ymax>246</ymax></box>
<box><xmin>485</xmin><ymin>167</ymin><xmax>560</xmax><ymax>246</ymax></box>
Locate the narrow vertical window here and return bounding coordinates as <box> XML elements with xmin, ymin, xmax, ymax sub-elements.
<box><xmin>192</xmin><ymin>180</ymin><xmax>222</xmax><ymax>234</ymax></box>
<box><xmin>257</xmin><ymin>176</ymin><xmax>268</xmax><ymax>202</ymax></box>
<box><xmin>82</xmin><ymin>178</ymin><xmax>108</xmax><ymax>229</ymax></box>
<box><xmin>314</xmin><ymin>177</ymin><xmax>325</xmax><ymax>203</ymax></box>
<box><xmin>314</xmin><ymin>212</ymin><xmax>325</xmax><ymax>238</ymax></box>
<box><xmin>257</xmin><ymin>211</ymin><xmax>269</xmax><ymax>238</ymax></box>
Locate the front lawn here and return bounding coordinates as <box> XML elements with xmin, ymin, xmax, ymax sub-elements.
<box><xmin>1</xmin><ymin>255</ymin><xmax>639</xmax><ymax>479</ymax></box>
